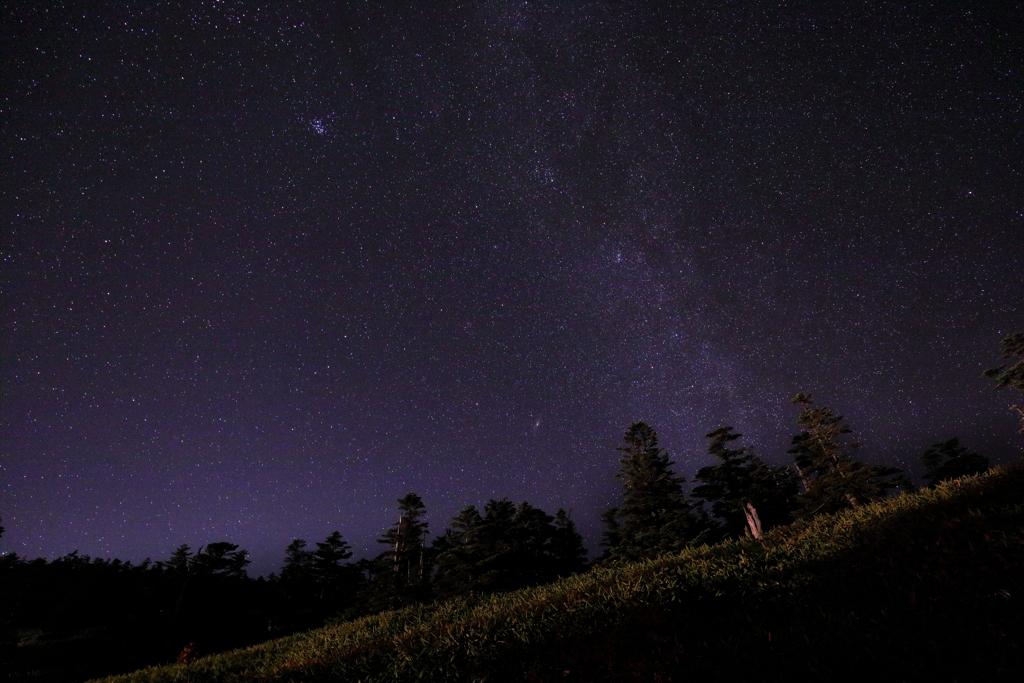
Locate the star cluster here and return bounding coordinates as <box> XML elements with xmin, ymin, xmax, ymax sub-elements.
<box><xmin>2</xmin><ymin>2</ymin><xmax>1022</xmax><ymax>576</ymax></box>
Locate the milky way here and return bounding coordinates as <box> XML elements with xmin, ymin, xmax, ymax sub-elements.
<box><xmin>2</xmin><ymin>2</ymin><xmax>1021</xmax><ymax>576</ymax></box>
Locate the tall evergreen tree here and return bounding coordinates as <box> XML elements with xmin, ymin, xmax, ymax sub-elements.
<box><xmin>432</xmin><ymin>505</ymin><xmax>485</xmax><ymax>598</ymax></box>
<box><xmin>380</xmin><ymin>493</ymin><xmax>429</xmax><ymax>582</ymax></box>
<box><xmin>279</xmin><ymin>539</ymin><xmax>314</xmax><ymax>584</ymax></box>
<box><xmin>550</xmin><ymin>509</ymin><xmax>589</xmax><ymax>576</ymax></box>
<box><xmin>166</xmin><ymin>543</ymin><xmax>195</xmax><ymax>638</ymax></box>
<box><xmin>983</xmin><ymin>332</ymin><xmax>1024</xmax><ymax>435</ymax></box>
<box><xmin>311</xmin><ymin>531</ymin><xmax>360</xmax><ymax>610</ymax></box>
<box><xmin>692</xmin><ymin>427</ymin><xmax>798</xmax><ymax>539</ymax></box>
<box><xmin>788</xmin><ymin>394</ymin><xmax>906</xmax><ymax>518</ymax></box>
<box><xmin>474</xmin><ymin>499</ymin><xmax>525</xmax><ymax>593</ymax></box>
<box><xmin>166</xmin><ymin>544</ymin><xmax>193</xmax><ymax>575</ymax></box>
<box><xmin>275</xmin><ymin>538</ymin><xmax>318</xmax><ymax>617</ymax></box>
<box><xmin>433</xmin><ymin>500</ymin><xmax>582</xmax><ymax>598</ymax></box>
<box><xmin>601</xmin><ymin>422</ymin><xmax>704</xmax><ymax>563</ymax></box>
<box><xmin>360</xmin><ymin>493</ymin><xmax>430</xmax><ymax>613</ymax></box>
<box><xmin>312</xmin><ymin>531</ymin><xmax>353</xmax><ymax>583</ymax></box>
<box><xmin>508</xmin><ymin>501</ymin><xmax>555</xmax><ymax>587</ymax></box>
<box><xmin>983</xmin><ymin>332</ymin><xmax>1024</xmax><ymax>392</ymax></box>
<box><xmin>598</xmin><ymin>507</ymin><xmax>622</xmax><ymax>560</ymax></box>
<box><xmin>921</xmin><ymin>438</ymin><xmax>990</xmax><ymax>487</ymax></box>
<box><xmin>193</xmin><ymin>542</ymin><xmax>250</xmax><ymax>578</ymax></box>
<box><xmin>434</xmin><ymin>499</ymin><xmax>523</xmax><ymax>596</ymax></box>
<box><xmin>167</xmin><ymin>541</ymin><xmax>251</xmax><ymax>653</ymax></box>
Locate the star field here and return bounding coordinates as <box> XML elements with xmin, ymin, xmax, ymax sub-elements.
<box><xmin>2</xmin><ymin>2</ymin><xmax>1022</xmax><ymax>576</ymax></box>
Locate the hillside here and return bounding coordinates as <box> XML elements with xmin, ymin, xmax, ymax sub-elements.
<box><xmin>98</xmin><ymin>465</ymin><xmax>1024</xmax><ymax>682</ymax></box>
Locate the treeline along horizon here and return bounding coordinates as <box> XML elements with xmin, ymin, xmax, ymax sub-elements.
<box><xmin>1</xmin><ymin>332</ymin><xmax>1021</xmax><ymax>683</ymax></box>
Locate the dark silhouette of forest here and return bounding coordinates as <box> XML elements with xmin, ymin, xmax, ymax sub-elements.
<box><xmin>1</xmin><ymin>333</ymin><xmax>1020</xmax><ymax>683</ymax></box>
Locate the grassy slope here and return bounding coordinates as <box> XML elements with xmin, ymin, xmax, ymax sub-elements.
<box><xmin>98</xmin><ymin>465</ymin><xmax>1024</xmax><ymax>682</ymax></box>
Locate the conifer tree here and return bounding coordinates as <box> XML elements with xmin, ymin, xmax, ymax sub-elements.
<box><xmin>432</xmin><ymin>505</ymin><xmax>485</xmax><ymax>598</ymax></box>
<box><xmin>360</xmin><ymin>493</ymin><xmax>430</xmax><ymax>612</ymax></box>
<box><xmin>509</xmin><ymin>501</ymin><xmax>554</xmax><ymax>587</ymax></box>
<box><xmin>598</xmin><ymin>507</ymin><xmax>622</xmax><ymax>561</ymax></box>
<box><xmin>166</xmin><ymin>543</ymin><xmax>195</xmax><ymax>633</ymax></box>
<box><xmin>434</xmin><ymin>499</ymin><xmax>526</xmax><ymax>596</ymax></box>
<box><xmin>167</xmin><ymin>544</ymin><xmax>193</xmax><ymax>575</ymax></box>
<box><xmin>788</xmin><ymin>394</ymin><xmax>906</xmax><ymax>518</ymax></box>
<box><xmin>983</xmin><ymin>332</ymin><xmax>1024</xmax><ymax>434</ymax></box>
<box><xmin>550</xmin><ymin>509</ymin><xmax>589</xmax><ymax>575</ymax></box>
<box><xmin>920</xmin><ymin>438</ymin><xmax>990</xmax><ymax>487</ymax></box>
<box><xmin>276</xmin><ymin>538</ymin><xmax>318</xmax><ymax>613</ymax></box>
<box><xmin>310</xmin><ymin>531</ymin><xmax>360</xmax><ymax>608</ymax></box>
<box><xmin>194</xmin><ymin>542</ymin><xmax>250</xmax><ymax>578</ymax></box>
<box><xmin>380</xmin><ymin>493</ymin><xmax>428</xmax><ymax>581</ymax></box>
<box><xmin>983</xmin><ymin>332</ymin><xmax>1024</xmax><ymax>392</ymax></box>
<box><xmin>434</xmin><ymin>500</ymin><xmax>582</xmax><ymax>597</ymax></box>
<box><xmin>692</xmin><ymin>427</ymin><xmax>798</xmax><ymax>538</ymax></box>
<box><xmin>279</xmin><ymin>539</ymin><xmax>314</xmax><ymax>584</ymax></box>
<box><xmin>602</xmin><ymin>422</ymin><xmax>704</xmax><ymax>563</ymax></box>
<box><xmin>312</xmin><ymin>531</ymin><xmax>353</xmax><ymax>583</ymax></box>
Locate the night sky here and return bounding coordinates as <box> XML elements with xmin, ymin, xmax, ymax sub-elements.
<box><xmin>2</xmin><ymin>2</ymin><xmax>1022</xmax><ymax>577</ymax></box>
